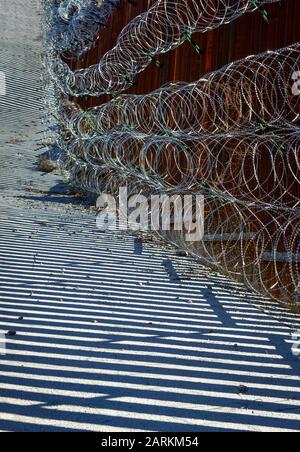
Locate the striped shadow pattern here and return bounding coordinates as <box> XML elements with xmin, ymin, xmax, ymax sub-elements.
<box><xmin>1</xmin><ymin>0</ymin><xmax>300</xmax><ymax>433</ymax></box>
<box><xmin>0</xmin><ymin>204</ymin><xmax>300</xmax><ymax>431</ymax></box>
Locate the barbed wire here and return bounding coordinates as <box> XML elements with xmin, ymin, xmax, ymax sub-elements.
<box><xmin>43</xmin><ymin>0</ymin><xmax>123</xmax><ymax>56</ymax></box>
<box><xmin>47</xmin><ymin>0</ymin><xmax>281</xmax><ymax>96</ymax></box>
<box><xmin>61</xmin><ymin>140</ymin><xmax>299</xmax><ymax>306</ymax></box>
<box><xmin>58</xmin><ymin>43</ymin><xmax>300</xmax><ymax>306</ymax></box>
<box><xmin>65</xmin><ymin>130</ymin><xmax>299</xmax><ymax>209</ymax></box>
<box><xmin>67</xmin><ymin>44</ymin><xmax>300</xmax><ymax>137</ymax></box>
<box><xmin>42</xmin><ymin>1</ymin><xmax>300</xmax><ymax>307</ymax></box>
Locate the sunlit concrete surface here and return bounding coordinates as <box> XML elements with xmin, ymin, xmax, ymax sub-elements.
<box><xmin>0</xmin><ymin>0</ymin><xmax>300</xmax><ymax>432</ymax></box>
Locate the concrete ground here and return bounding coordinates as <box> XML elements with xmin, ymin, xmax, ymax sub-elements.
<box><xmin>0</xmin><ymin>0</ymin><xmax>300</xmax><ymax>432</ymax></box>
